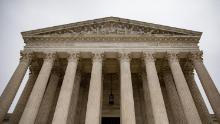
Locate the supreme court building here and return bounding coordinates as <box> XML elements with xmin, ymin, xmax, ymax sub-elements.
<box><xmin>0</xmin><ymin>17</ymin><xmax>220</xmax><ymax>124</ymax></box>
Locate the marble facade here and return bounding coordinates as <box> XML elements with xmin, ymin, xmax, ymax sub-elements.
<box><xmin>0</xmin><ymin>17</ymin><xmax>219</xmax><ymax>124</ymax></box>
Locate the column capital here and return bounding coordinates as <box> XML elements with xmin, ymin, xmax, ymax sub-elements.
<box><xmin>20</xmin><ymin>51</ymin><xmax>33</xmax><ymax>63</ymax></box>
<box><xmin>92</xmin><ymin>52</ymin><xmax>104</xmax><ymax>62</ymax></box>
<box><xmin>44</xmin><ymin>52</ymin><xmax>56</xmax><ymax>62</ymax></box>
<box><xmin>118</xmin><ymin>52</ymin><xmax>130</xmax><ymax>62</ymax></box>
<box><xmin>190</xmin><ymin>51</ymin><xmax>203</xmax><ymax>62</ymax></box>
<box><xmin>67</xmin><ymin>52</ymin><xmax>80</xmax><ymax>62</ymax></box>
<box><xmin>142</xmin><ymin>52</ymin><xmax>155</xmax><ymax>62</ymax></box>
<box><xmin>167</xmin><ymin>52</ymin><xmax>179</xmax><ymax>62</ymax></box>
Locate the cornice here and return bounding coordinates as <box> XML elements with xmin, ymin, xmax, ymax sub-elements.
<box><xmin>23</xmin><ymin>35</ymin><xmax>200</xmax><ymax>43</ymax></box>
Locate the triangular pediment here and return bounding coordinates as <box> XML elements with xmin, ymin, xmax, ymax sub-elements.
<box><xmin>22</xmin><ymin>17</ymin><xmax>201</xmax><ymax>37</ymax></box>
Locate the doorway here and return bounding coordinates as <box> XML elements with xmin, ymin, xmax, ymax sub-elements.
<box><xmin>102</xmin><ymin>117</ymin><xmax>120</xmax><ymax>124</ymax></box>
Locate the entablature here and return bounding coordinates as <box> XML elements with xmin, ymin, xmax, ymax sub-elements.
<box><xmin>23</xmin><ymin>35</ymin><xmax>200</xmax><ymax>43</ymax></box>
<box><xmin>21</xmin><ymin>17</ymin><xmax>202</xmax><ymax>44</ymax></box>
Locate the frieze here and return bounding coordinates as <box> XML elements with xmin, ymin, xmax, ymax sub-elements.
<box><xmin>24</xmin><ymin>40</ymin><xmax>199</xmax><ymax>50</ymax></box>
<box><xmin>23</xmin><ymin>35</ymin><xmax>200</xmax><ymax>43</ymax></box>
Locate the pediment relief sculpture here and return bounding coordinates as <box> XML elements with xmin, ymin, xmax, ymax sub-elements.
<box><xmin>21</xmin><ymin>17</ymin><xmax>202</xmax><ymax>43</ymax></box>
<box><xmin>22</xmin><ymin>17</ymin><xmax>201</xmax><ymax>38</ymax></box>
<box><xmin>36</xmin><ymin>22</ymin><xmax>187</xmax><ymax>36</ymax></box>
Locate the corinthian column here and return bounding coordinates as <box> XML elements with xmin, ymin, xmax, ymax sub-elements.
<box><xmin>143</xmin><ymin>52</ymin><xmax>169</xmax><ymax>124</ymax></box>
<box><xmin>183</xmin><ymin>67</ymin><xmax>213</xmax><ymax>124</ymax></box>
<box><xmin>141</xmin><ymin>71</ymin><xmax>154</xmax><ymax>124</ymax></box>
<box><xmin>19</xmin><ymin>52</ymin><xmax>56</xmax><ymax>124</ymax></box>
<box><xmin>162</xmin><ymin>67</ymin><xmax>187</xmax><ymax>124</ymax></box>
<box><xmin>119</xmin><ymin>52</ymin><xmax>136</xmax><ymax>124</ymax></box>
<box><xmin>0</xmin><ymin>51</ymin><xmax>32</xmax><ymax>123</ymax></box>
<box><xmin>52</xmin><ymin>52</ymin><xmax>79</xmax><ymax>124</ymax></box>
<box><xmin>167</xmin><ymin>52</ymin><xmax>202</xmax><ymax>124</ymax></box>
<box><xmin>35</xmin><ymin>69</ymin><xmax>60</xmax><ymax>124</ymax></box>
<box><xmin>67</xmin><ymin>72</ymin><xmax>81</xmax><ymax>124</ymax></box>
<box><xmin>9</xmin><ymin>67</ymin><xmax>39</xmax><ymax>124</ymax></box>
<box><xmin>191</xmin><ymin>51</ymin><xmax>220</xmax><ymax>122</ymax></box>
<box><xmin>85</xmin><ymin>52</ymin><xmax>103</xmax><ymax>124</ymax></box>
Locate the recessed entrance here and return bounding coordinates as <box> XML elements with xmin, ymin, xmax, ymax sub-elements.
<box><xmin>102</xmin><ymin>117</ymin><xmax>120</xmax><ymax>124</ymax></box>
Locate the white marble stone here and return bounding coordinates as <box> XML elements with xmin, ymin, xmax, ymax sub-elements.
<box><xmin>119</xmin><ymin>53</ymin><xmax>136</xmax><ymax>124</ymax></box>
<box><xmin>19</xmin><ymin>53</ymin><xmax>55</xmax><ymax>124</ymax></box>
<box><xmin>52</xmin><ymin>53</ymin><xmax>79</xmax><ymax>124</ymax></box>
<box><xmin>35</xmin><ymin>70</ymin><xmax>59</xmax><ymax>124</ymax></box>
<box><xmin>168</xmin><ymin>53</ymin><xmax>202</xmax><ymax>124</ymax></box>
<box><xmin>85</xmin><ymin>53</ymin><xmax>103</xmax><ymax>124</ymax></box>
<box><xmin>192</xmin><ymin>52</ymin><xmax>220</xmax><ymax>122</ymax></box>
<box><xmin>143</xmin><ymin>52</ymin><xmax>169</xmax><ymax>124</ymax></box>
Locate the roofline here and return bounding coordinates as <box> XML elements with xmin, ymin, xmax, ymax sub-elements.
<box><xmin>21</xmin><ymin>17</ymin><xmax>202</xmax><ymax>37</ymax></box>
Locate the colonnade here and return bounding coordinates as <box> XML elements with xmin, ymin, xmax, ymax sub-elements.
<box><xmin>0</xmin><ymin>51</ymin><xmax>219</xmax><ymax>124</ymax></box>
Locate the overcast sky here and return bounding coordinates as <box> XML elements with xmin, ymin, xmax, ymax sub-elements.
<box><xmin>0</xmin><ymin>0</ymin><xmax>219</xmax><ymax>113</ymax></box>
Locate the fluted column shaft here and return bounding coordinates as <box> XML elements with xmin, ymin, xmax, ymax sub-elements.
<box><xmin>119</xmin><ymin>53</ymin><xmax>136</xmax><ymax>124</ymax></box>
<box><xmin>35</xmin><ymin>70</ymin><xmax>60</xmax><ymax>124</ymax></box>
<box><xmin>184</xmin><ymin>69</ymin><xmax>213</xmax><ymax>124</ymax></box>
<box><xmin>141</xmin><ymin>72</ymin><xmax>154</xmax><ymax>124</ymax></box>
<box><xmin>85</xmin><ymin>53</ymin><xmax>103</xmax><ymax>124</ymax></box>
<box><xmin>19</xmin><ymin>53</ymin><xmax>56</xmax><ymax>124</ymax></box>
<box><xmin>143</xmin><ymin>53</ymin><xmax>169</xmax><ymax>124</ymax></box>
<box><xmin>0</xmin><ymin>52</ymin><xmax>32</xmax><ymax>123</ymax></box>
<box><xmin>168</xmin><ymin>53</ymin><xmax>202</xmax><ymax>124</ymax></box>
<box><xmin>9</xmin><ymin>68</ymin><xmax>39</xmax><ymax>124</ymax></box>
<box><xmin>191</xmin><ymin>52</ymin><xmax>220</xmax><ymax>122</ymax></box>
<box><xmin>163</xmin><ymin>69</ymin><xmax>187</xmax><ymax>124</ymax></box>
<box><xmin>67</xmin><ymin>72</ymin><xmax>81</xmax><ymax>124</ymax></box>
<box><xmin>52</xmin><ymin>53</ymin><xmax>79</xmax><ymax>124</ymax></box>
